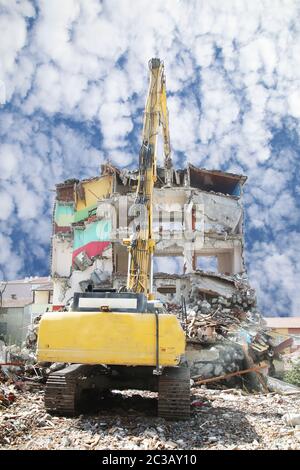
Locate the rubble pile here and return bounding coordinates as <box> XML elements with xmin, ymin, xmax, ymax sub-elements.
<box><xmin>4</xmin><ymin>344</ymin><xmax>36</xmax><ymax>365</ymax></box>
<box><xmin>186</xmin><ymin>342</ymin><xmax>247</xmax><ymax>383</ymax></box>
<box><xmin>0</xmin><ymin>391</ymin><xmax>46</xmax><ymax>446</ymax></box>
<box><xmin>0</xmin><ymin>369</ymin><xmax>17</xmax><ymax>409</ymax></box>
<box><xmin>25</xmin><ymin>315</ymin><xmax>41</xmax><ymax>351</ymax></box>
<box><xmin>1</xmin><ymin>387</ymin><xmax>300</xmax><ymax>450</ymax></box>
<box><xmin>0</xmin><ymin>322</ymin><xmax>52</xmax><ymax>388</ymax></box>
<box><xmin>0</xmin><ymin>384</ymin><xmax>16</xmax><ymax>409</ymax></box>
<box><xmin>185</xmin><ymin>273</ymin><xmax>262</xmax><ymax>342</ymax></box>
<box><xmin>1</xmin><ymin>315</ymin><xmax>42</xmax><ymax>368</ymax></box>
<box><xmin>166</xmin><ymin>273</ymin><xmax>280</xmax><ymax>384</ymax></box>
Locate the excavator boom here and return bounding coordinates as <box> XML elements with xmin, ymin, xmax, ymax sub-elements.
<box><xmin>126</xmin><ymin>58</ymin><xmax>172</xmax><ymax>298</ymax></box>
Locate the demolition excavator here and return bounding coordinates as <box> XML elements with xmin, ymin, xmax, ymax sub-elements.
<box><xmin>37</xmin><ymin>59</ymin><xmax>190</xmax><ymax>420</ymax></box>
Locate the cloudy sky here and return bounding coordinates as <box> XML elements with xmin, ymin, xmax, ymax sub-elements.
<box><xmin>0</xmin><ymin>0</ymin><xmax>300</xmax><ymax>316</ymax></box>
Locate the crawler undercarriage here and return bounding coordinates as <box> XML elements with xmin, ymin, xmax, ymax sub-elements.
<box><xmin>45</xmin><ymin>363</ymin><xmax>190</xmax><ymax>420</ymax></box>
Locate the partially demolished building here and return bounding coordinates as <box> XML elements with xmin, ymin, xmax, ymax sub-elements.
<box><xmin>0</xmin><ymin>163</ymin><xmax>288</xmax><ymax>388</ymax></box>
<box><xmin>51</xmin><ymin>163</ymin><xmax>247</xmax><ymax>308</ymax></box>
<box><xmin>50</xmin><ymin>163</ymin><xmax>289</xmax><ymax>385</ymax></box>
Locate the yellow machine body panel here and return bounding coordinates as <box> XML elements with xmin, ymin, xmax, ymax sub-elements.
<box><xmin>37</xmin><ymin>311</ymin><xmax>185</xmax><ymax>366</ymax></box>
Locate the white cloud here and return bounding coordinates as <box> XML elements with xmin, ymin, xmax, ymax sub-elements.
<box><xmin>288</xmin><ymin>90</ymin><xmax>300</xmax><ymax>118</ymax></box>
<box><xmin>0</xmin><ymin>0</ymin><xmax>300</xmax><ymax>317</ymax></box>
<box><xmin>0</xmin><ymin>143</ymin><xmax>22</xmax><ymax>179</ymax></box>
<box><xmin>248</xmin><ymin>233</ymin><xmax>300</xmax><ymax>316</ymax></box>
<box><xmin>0</xmin><ymin>191</ymin><xmax>14</xmax><ymax>219</ymax></box>
<box><xmin>0</xmin><ymin>232</ymin><xmax>23</xmax><ymax>279</ymax></box>
<box><xmin>154</xmin><ymin>256</ymin><xmax>183</xmax><ymax>274</ymax></box>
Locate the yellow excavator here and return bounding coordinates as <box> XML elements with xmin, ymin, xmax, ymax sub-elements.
<box><xmin>37</xmin><ymin>59</ymin><xmax>190</xmax><ymax>420</ymax></box>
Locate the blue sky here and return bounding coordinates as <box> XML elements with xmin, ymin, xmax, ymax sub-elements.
<box><xmin>0</xmin><ymin>0</ymin><xmax>300</xmax><ymax>316</ymax></box>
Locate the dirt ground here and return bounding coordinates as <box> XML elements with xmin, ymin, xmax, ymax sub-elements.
<box><xmin>1</xmin><ymin>386</ymin><xmax>300</xmax><ymax>450</ymax></box>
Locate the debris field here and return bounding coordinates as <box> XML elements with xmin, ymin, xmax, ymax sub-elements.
<box><xmin>1</xmin><ymin>383</ymin><xmax>300</xmax><ymax>450</ymax></box>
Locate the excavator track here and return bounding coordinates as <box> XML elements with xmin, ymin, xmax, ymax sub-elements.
<box><xmin>45</xmin><ymin>364</ymin><xmax>108</xmax><ymax>416</ymax></box>
<box><xmin>158</xmin><ymin>366</ymin><xmax>190</xmax><ymax>420</ymax></box>
<box><xmin>45</xmin><ymin>373</ymin><xmax>77</xmax><ymax>415</ymax></box>
<box><xmin>45</xmin><ymin>364</ymin><xmax>84</xmax><ymax>416</ymax></box>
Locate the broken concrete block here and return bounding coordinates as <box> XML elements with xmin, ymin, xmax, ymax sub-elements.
<box><xmin>283</xmin><ymin>413</ymin><xmax>300</xmax><ymax>427</ymax></box>
<box><xmin>214</xmin><ymin>365</ymin><xmax>223</xmax><ymax>376</ymax></box>
<box><xmin>49</xmin><ymin>363</ymin><xmax>66</xmax><ymax>373</ymax></box>
<box><xmin>201</xmin><ymin>301</ymin><xmax>211</xmax><ymax>314</ymax></box>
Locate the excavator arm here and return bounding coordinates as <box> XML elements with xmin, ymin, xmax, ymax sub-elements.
<box><xmin>125</xmin><ymin>58</ymin><xmax>172</xmax><ymax>298</ymax></box>
<box><xmin>160</xmin><ymin>71</ymin><xmax>172</xmax><ymax>178</ymax></box>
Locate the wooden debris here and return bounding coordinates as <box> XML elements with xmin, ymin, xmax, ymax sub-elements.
<box><xmin>193</xmin><ymin>364</ymin><xmax>266</xmax><ymax>385</ymax></box>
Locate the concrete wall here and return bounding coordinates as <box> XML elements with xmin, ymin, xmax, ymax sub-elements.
<box><xmin>51</xmin><ymin>173</ymin><xmax>245</xmax><ymax>306</ymax></box>
<box><xmin>34</xmin><ymin>291</ymin><xmax>50</xmax><ymax>305</ymax></box>
<box><xmin>52</xmin><ymin>237</ymin><xmax>73</xmax><ymax>277</ymax></box>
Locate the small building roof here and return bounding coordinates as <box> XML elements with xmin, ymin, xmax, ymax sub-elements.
<box><xmin>34</xmin><ymin>282</ymin><xmax>53</xmax><ymax>291</ymax></box>
<box><xmin>264</xmin><ymin>317</ymin><xmax>300</xmax><ymax>329</ymax></box>
<box><xmin>0</xmin><ymin>277</ymin><xmax>52</xmax><ymax>308</ymax></box>
<box><xmin>1</xmin><ymin>298</ymin><xmax>32</xmax><ymax>308</ymax></box>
